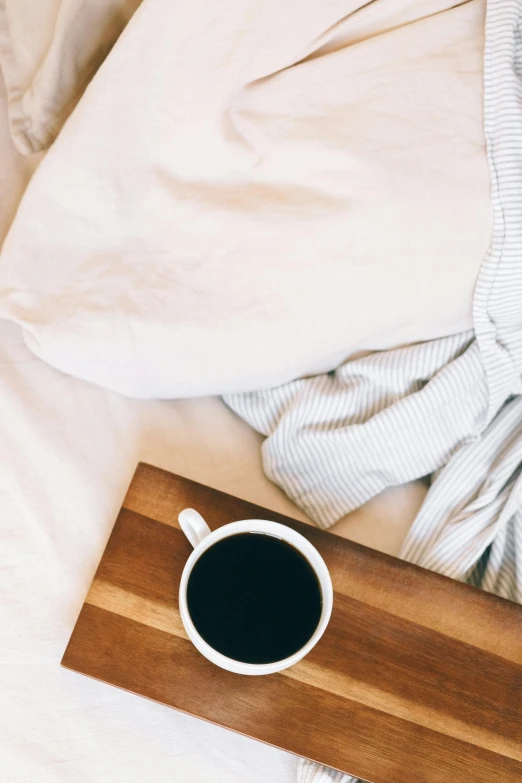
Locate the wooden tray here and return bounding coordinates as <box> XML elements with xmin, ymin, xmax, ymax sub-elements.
<box><xmin>62</xmin><ymin>463</ymin><xmax>522</xmax><ymax>783</ymax></box>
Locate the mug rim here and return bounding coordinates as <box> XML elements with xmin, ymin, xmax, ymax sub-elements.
<box><xmin>178</xmin><ymin>519</ymin><xmax>333</xmax><ymax>675</ymax></box>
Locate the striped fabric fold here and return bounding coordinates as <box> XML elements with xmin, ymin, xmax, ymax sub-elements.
<box><xmin>225</xmin><ymin>1</ymin><xmax>522</xmax><ymax>781</ymax></box>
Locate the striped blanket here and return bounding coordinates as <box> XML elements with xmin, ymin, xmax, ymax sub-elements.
<box><xmin>225</xmin><ymin>1</ymin><xmax>522</xmax><ymax>780</ymax></box>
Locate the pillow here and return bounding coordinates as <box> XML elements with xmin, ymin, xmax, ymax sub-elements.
<box><xmin>0</xmin><ymin>0</ymin><xmax>141</xmax><ymax>155</ymax></box>
<box><xmin>0</xmin><ymin>0</ymin><xmax>491</xmax><ymax>398</ymax></box>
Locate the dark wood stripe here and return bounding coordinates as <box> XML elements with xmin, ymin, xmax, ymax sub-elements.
<box><xmin>319</xmin><ymin>593</ymin><xmax>522</xmax><ymax>747</ymax></box>
<box><xmin>62</xmin><ymin>605</ymin><xmax>522</xmax><ymax>783</ymax></box>
<box><xmin>83</xmin><ymin>577</ymin><xmax>522</xmax><ymax>760</ymax></box>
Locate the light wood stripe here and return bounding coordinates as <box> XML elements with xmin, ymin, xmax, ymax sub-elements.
<box><xmin>87</xmin><ymin>579</ymin><xmax>189</xmax><ymax>640</ymax></box>
<box><xmin>287</xmin><ymin>660</ymin><xmax>522</xmax><ymax>763</ymax></box>
<box><xmin>87</xmin><ymin>577</ymin><xmax>522</xmax><ymax>763</ymax></box>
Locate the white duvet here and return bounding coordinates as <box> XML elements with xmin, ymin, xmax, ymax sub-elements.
<box><xmin>0</xmin><ymin>0</ymin><xmax>490</xmax><ymax>398</ymax></box>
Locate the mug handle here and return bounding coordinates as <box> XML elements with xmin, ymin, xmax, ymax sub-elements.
<box><xmin>178</xmin><ymin>508</ymin><xmax>212</xmax><ymax>548</ymax></box>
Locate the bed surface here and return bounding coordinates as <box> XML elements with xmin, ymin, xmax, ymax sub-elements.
<box><xmin>0</xmin><ymin>319</ymin><xmax>299</xmax><ymax>783</ymax></box>
<box><xmin>0</xmin><ymin>60</ymin><xmax>423</xmax><ymax>782</ymax></box>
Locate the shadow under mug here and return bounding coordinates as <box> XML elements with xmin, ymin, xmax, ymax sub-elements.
<box><xmin>178</xmin><ymin>508</ymin><xmax>334</xmax><ymax>675</ymax></box>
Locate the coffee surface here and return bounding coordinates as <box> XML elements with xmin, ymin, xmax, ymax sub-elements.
<box><xmin>186</xmin><ymin>532</ymin><xmax>322</xmax><ymax>664</ymax></box>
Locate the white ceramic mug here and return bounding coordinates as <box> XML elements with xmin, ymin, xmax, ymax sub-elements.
<box><xmin>178</xmin><ymin>508</ymin><xmax>333</xmax><ymax>675</ymax></box>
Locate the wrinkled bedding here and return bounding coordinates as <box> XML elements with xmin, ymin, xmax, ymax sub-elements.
<box><xmin>0</xmin><ymin>73</ymin><xmax>39</xmax><ymax>243</ymax></box>
<box><xmin>0</xmin><ymin>0</ymin><xmax>490</xmax><ymax>399</ymax></box>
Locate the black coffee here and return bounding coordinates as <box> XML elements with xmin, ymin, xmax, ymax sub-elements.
<box><xmin>186</xmin><ymin>533</ymin><xmax>322</xmax><ymax>664</ymax></box>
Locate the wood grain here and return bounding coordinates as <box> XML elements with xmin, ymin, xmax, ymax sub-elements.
<box><xmin>62</xmin><ymin>463</ymin><xmax>522</xmax><ymax>782</ymax></box>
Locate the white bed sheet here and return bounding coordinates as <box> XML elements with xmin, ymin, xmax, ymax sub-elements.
<box><xmin>0</xmin><ymin>318</ymin><xmax>301</xmax><ymax>783</ymax></box>
<box><xmin>0</xmin><ymin>66</ymin><xmax>424</xmax><ymax>783</ymax></box>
